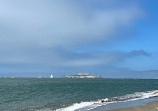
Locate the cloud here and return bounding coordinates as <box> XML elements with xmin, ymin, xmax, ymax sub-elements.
<box><xmin>0</xmin><ymin>0</ymin><xmax>142</xmax><ymax>47</ymax></box>
<box><xmin>127</xmin><ymin>50</ymin><xmax>151</xmax><ymax>57</ymax></box>
<box><xmin>63</xmin><ymin>50</ymin><xmax>151</xmax><ymax>66</ymax></box>
<box><xmin>0</xmin><ymin>0</ymin><xmax>144</xmax><ymax>73</ymax></box>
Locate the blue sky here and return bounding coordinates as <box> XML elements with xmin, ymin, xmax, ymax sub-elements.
<box><xmin>0</xmin><ymin>0</ymin><xmax>158</xmax><ymax>77</ymax></box>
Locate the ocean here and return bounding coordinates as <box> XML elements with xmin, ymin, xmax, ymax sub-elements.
<box><xmin>1</xmin><ymin>78</ymin><xmax>158</xmax><ymax>111</ymax></box>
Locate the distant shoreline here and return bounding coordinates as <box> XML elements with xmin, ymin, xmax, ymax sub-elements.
<box><xmin>1</xmin><ymin>77</ymin><xmax>158</xmax><ymax>79</ymax></box>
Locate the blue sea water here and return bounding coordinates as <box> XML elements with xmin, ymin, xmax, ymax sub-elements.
<box><xmin>0</xmin><ymin>78</ymin><xmax>158</xmax><ymax>111</ymax></box>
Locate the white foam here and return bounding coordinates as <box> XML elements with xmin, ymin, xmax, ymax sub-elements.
<box><xmin>55</xmin><ymin>101</ymin><xmax>101</xmax><ymax>111</ymax></box>
<box><xmin>127</xmin><ymin>90</ymin><xmax>158</xmax><ymax>101</ymax></box>
<box><xmin>54</xmin><ymin>90</ymin><xmax>158</xmax><ymax>111</ymax></box>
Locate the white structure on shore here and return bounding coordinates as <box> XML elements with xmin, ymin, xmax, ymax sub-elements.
<box><xmin>50</xmin><ymin>74</ymin><xmax>53</xmax><ymax>78</ymax></box>
<box><xmin>62</xmin><ymin>73</ymin><xmax>101</xmax><ymax>78</ymax></box>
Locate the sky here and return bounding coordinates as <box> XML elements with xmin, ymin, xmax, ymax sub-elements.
<box><xmin>0</xmin><ymin>0</ymin><xmax>158</xmax><ymax>77</ymax></box>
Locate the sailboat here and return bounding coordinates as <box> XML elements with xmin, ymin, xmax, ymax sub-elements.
<box><xmin>37</xmin><ymin>76</ymin><xmax>42</xmax><ymax>78</ymax></box>
<box><xmin>50</xmin><ymin>74</ymin><xmax>53</xmax><ymax>78</ymax></box>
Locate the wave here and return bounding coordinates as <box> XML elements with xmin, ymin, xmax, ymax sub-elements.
<box><xmin>55</xmin><ymin>90</ymin><xmax>158</xmax><ymax>111</ymax></box>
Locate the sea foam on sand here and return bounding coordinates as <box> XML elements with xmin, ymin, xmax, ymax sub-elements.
<box><xmin>55</xmin><ymin>90</ymin><xmax>158</xmax><ymax>111</ymax></box>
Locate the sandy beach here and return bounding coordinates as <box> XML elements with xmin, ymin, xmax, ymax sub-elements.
<box><xmin>109</xmin><ymin>101</ymin><xmax>158</xmax><ymax>111</ymax></box>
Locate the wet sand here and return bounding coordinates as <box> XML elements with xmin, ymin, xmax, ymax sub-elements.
<box><xmin>109</xmin><ymin>101</ymin><xmax>158</xmax><ymax>111</ymax></box>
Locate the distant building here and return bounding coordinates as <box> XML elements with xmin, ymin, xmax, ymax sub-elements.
<box><xmin>62</xmin><ymin>73</ymin><xmax>101</xmax><ymax>78</ymax></box>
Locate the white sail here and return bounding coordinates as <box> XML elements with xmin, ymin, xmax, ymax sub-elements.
<box><xmin>50</xmin><ymin>74</ymin><xmax>53</xmax><ymax>78</ymax></box>
<box><xmin>37</xmin><ymin>76</ymin><xmax>42</xmax><ymax>78</ymax></box>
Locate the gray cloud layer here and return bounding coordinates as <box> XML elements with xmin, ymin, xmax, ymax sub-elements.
<box><xmin>127</xmin><ymin>50</ymin><xmax>151</xmax><ymax>57</ymax></box>
<box><xmin>0</xmin><ymin>0</ymin><xmax>147</xmax><ymax>73</ymax></box>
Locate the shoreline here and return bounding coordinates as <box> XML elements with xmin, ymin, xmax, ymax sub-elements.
<box><xmin>108</xmin><ymin>101</ymin><xmax>158</xmax><ymax>111</ymax></box>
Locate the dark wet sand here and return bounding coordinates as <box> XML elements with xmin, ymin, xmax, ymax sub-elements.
<box><xmin>109</xmin><ymin>101</ymin><xmax>158</xmax><ymax>111</ymax></box>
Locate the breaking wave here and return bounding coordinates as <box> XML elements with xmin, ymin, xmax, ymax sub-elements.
<box><xmin>55</xmin><ymin>90</ymin><xmax>158</xmax><ymax>111</ymax></box>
